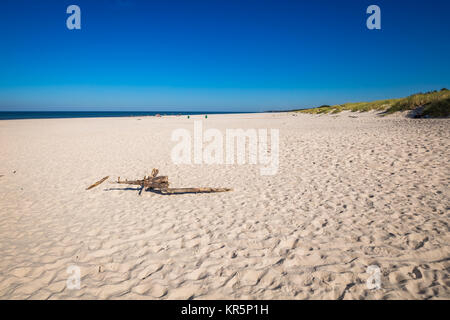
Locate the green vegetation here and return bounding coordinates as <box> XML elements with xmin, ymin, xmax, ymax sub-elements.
<box><xmin>421</xmin><ymin>97</ymin><xmax>450</xmax><ymax>118</ymax></box>
<box><xmin>296</xmin><ymin>89</ymin><xmax>450</xmax><ymax>118</ymax></box>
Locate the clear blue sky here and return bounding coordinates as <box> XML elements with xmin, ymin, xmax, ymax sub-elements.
<box><xmin>1</xmin><ymin>0</ymin><xmax>449</xmax><ymax>111</ymax></box>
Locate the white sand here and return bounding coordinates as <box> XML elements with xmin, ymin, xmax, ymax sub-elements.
<box><xmin>0</xmin><ymin>112</ymin><xmax>449</xmax><ymax>299</ymax></box>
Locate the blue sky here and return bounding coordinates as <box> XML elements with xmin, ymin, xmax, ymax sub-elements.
<box><xmin>1</xmin><ymin>0</ymin><xmax>449</xmax><ymax>111</ymax></box>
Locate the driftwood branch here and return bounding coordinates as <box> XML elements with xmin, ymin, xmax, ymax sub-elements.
<box><xmin>159</xmin><ymin>187</ymin><xmax>232</xmax><ymax>194</ymax></box>
<box><xmin>86</xmin><ymin>176</ymin><xmax>109</xmax><ymax>190</ymax></box>
<box><xmin>116</xmin><ymin>175</ymin><xmax>169</xmax><ymax>190</ymax></box>
<box><xmin>87</xmin><ymin>169</ymin><xmax>232</xmax><ymax>195</ymax></box>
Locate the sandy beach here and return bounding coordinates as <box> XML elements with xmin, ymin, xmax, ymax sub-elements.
<box><xmin>0</xmin><ymin>112</ymin><xmax>448</xmax><ymax>299</ymax></box>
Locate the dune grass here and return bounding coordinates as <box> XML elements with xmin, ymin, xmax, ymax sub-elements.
<box><xmin>296</xmin><ymin>89</ymin><xmax>450</xmax><ymax>118</ymax></box>
<box><xmin>421</xmin><ymin>97</ymin><xmax>450</xmax><ymax>118</ymax></box>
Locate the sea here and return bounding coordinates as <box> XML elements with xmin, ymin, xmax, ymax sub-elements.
<box><xmin>0</xmin><ymin>111</ymin><xmax>250</xmax><ymax>120</ymax></box>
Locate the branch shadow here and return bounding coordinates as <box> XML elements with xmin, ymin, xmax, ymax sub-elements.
<box><xmin>103</xmin><ymin>187</ymin><xmax>212</xmax><ymax>195</ymax></box>
<box><xmin>103</xmin><ymin>187</ymin><xmax>141</xmax><ymax>192</ymax></box>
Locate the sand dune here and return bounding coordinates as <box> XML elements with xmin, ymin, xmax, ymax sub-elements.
<box><xmin>0</xmin><ymin>112</ymin><xmax>448</xmax><ymax>299</ymax></box>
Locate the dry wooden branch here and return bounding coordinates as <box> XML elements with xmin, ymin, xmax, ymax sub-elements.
<box><xmin>86</xmin><ymin>176</ymin><xmax>109</xmax><ymax>190</ymax></box>
<box><xmin>112</xmin><ymin>168</ymin><xmax>232</xmax><ymax>195</ymax></box>
<box><xmin>116</xmin><ymin>175</ymin><xmax>169</xmax><ymax>190</ymax></box>
<box><xmin>159</xmin><ymin>187</ymin><xmax>232</xmax><ymax>194</ymax></box>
